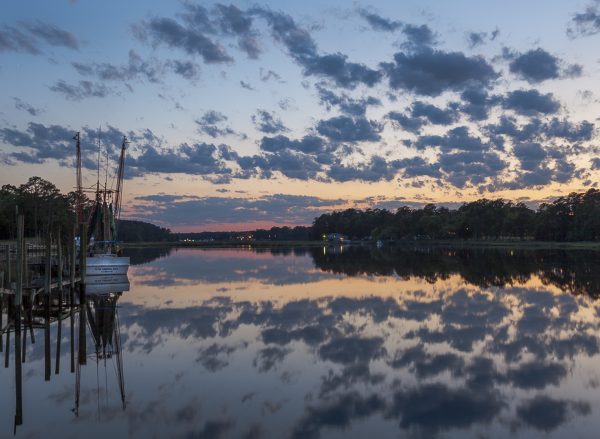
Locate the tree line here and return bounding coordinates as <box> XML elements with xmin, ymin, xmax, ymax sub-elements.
<box><xmin>0</xmin><ymin>177</ymin><xmax>173</xmax><ymax>243</ymax></box>
<box><xmin>4</xmin><ymin>176</ymin><xmax>600</xmax><ymax>243</ymax></box>
<box><xmin>311</xmin><ymin>189</ymin><xmax>600</xmax><ymax>242</ymax></box>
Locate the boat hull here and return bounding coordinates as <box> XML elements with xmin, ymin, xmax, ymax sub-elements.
<box><xmin>85</xmin><ymin>255</ymin><xmax>130</xmax><ymax>277</ymax></box>
<box><xmin>85</xmin><ymin>274</ymin><xmax>130</xmax><ymax>294</ymax></box>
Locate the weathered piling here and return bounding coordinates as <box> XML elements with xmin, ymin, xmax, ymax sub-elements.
<box><xmin>5</xmin><ymin>244</ymin><xmax>11</xmax><ymax>288</ymax></box>
<box><xmin>44</xmin><ymin>231</ymin><xmax>51</xmax><ymax>381</ymax></box>
<box><xmin>55</xmin><ymin>227</ymin><xmax>63</xmax><ymax>374</ymax></box>
<box><xmin>14</xmin><ymin>213</ymin><xmax>23</xmax><ymax>426</ymax></box>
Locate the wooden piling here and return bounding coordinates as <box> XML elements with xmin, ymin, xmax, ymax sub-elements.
<box><xmin>4</xmin><ymin>296</ymin><xmax>11</xmax><ymax>368</ymax></box>
<box><xmin>55</xmin><ymin>227</ymin><xmax>63</xmax><ymax>374</ymax></box>
<box><xmin>5</xmin><ymin>244</ymin><xmax>10</xmax><ymax>288</ymax></box>
<box><xmin>14</xmin><ymin>214</ymin><xmax>23</xmax><ymax>426</ymax></box>
<box><xmin>44</xmin><ymin>231</ymin><xmax>51</xmax><ymax>381</ymax></box>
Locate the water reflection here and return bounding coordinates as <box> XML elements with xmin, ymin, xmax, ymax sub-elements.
<box><xmin>3</xmin><ymin>247</ymin><xmax>600</xmax><ymax>437</ymax></box>
<box><xmin>1</xmin><ymin>286</ymin><xmax>127</xmax><ymax>434</ymax></box>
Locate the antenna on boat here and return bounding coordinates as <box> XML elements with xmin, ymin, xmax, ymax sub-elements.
<box><xmin>104</xmin><ymin>138</ymin><xmax>109</xmax><ymax>200</ymax></box>
<box><xmin>73</xmin><ymin>132</ymin><xmax>83</xmax><ymax>224</ymax></box>
<box><xmin>96</xmin><ymin>127</ymin><xmax>101</xmax><ymax>202</ymax></box>
<box><xmin>114</xmin><ymin>136</ymin><xmax>128</xmax><ymax>221</ymax></box>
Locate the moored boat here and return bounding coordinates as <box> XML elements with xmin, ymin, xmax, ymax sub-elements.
<box><xmin>73</xmin><ymin>132</ymin><xmax>131</xmax><ymax>278</ymax></box>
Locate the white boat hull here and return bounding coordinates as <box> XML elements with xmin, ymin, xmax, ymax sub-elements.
<box><xmin>86</xmin><ymin>255</ymin><xmax>130</xmax><ymax>277</ymax></box>
<box><xmin>85</xmin><ymin>274</ymin><xmax>130</xmax><ymax>294</ymax></box>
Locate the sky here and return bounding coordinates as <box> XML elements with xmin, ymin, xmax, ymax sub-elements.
<box><xmin>2</xmin><ymin>0</ymin><xmax>600</xmax><ymax>231</ymax></box>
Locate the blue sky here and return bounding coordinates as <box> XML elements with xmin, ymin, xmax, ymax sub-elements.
<box><xmin>2</xmin><ymin>0</ymin><xmax>600</xmax><ymax>230</ymax></box>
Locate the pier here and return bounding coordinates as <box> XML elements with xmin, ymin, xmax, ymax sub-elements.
<box><xmin>0</xmin><ymin>215</ymin><xmax>112</xmax><ymax>431</ymax></box>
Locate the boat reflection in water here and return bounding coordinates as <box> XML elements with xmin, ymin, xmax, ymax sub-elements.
<box><xmin>1</xmin><ymin>276</ymin><xmax>129</xmax><ymax>433</ymax></box>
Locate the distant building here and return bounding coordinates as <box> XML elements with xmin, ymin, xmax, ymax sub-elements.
<box><xmin>326</xmin><ymin>233</ymin><xmax>348</xmax><ymax>242</ymax></box>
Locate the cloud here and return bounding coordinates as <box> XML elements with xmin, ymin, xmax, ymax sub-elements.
<box><xmin>411</xmin><ymin>101</ymin><xmax>457</xmax><ymax>125</ymax></box>
<box><xmin>327</xmin><ymin>156</ymin><xmax>404</xmax><ymax>182</ymax></box>
<box><xmin>259</xmin><ymin>68</ymin><xmax>283</xmax><ymax>82</ymax></box>
<box><xmin>72</xmin><ymin>50</ymin><xmax>174</xmax><ymax>84</ymax></box>
<box><xmin>292</xmin><ymin>392</ymin><xmax>385</xmax><ymax>439</ymax></box>
<box><xmin>0</xmin><ymin>21</ymin><xmax>79</xmax><ymax>54</ymax></box>
<box><xmin>22</xmin><ymin>21</ymin><xmax>79</xmax><ymax>49</ymax></box>
<box><xmin>316</xmin><ymin>116</ymin><xmax>382</xmax><ymax>142</ymax></box>
<box><xmin>401</xmin><ymin>24</ymin><xmax>437</xmax><ymax>50</ymax></box>
<box><xmin>387</xmin><ymin>111</ymin><xmax>424</xmax><ymax>133</ymax></box>
<box><xmin>135</xmin><ymin>17</ymin><xmax>232</xmax><ymax>63</ymax></box>
<box><xmin>415</xmin><ymin>126</ymin><xmax>490</xmax><ymax>152</ymax></box>
<box><xmin>516</xmin><ymin>396</ymin><xmax>568</xmax><ymax>431</ymax></box>
<box><xmin>0</xmin><ymin>25</ymin><xmax>40</xmax><ymax>54</ymax></box>
<box><xmin>568</xmin><ymin>2</ymin><xmax>600</xmax><ymax>37</ymax></box>
<box><xmin>132</xmin><ymin>193</ymin><xmax>346</xmax><ymax>226</ymax></box>
<box><xmin>252</xmin><ymin>110</ymin><xmax>288</xmax><ymax>133</ymax></box>
<box><xmin>467</xmin><ymin>32</ymin><xmax>487</xmax><ymax>48</ymax></box>
<box><xmin>239</xmin><ymin>80</ymin><xmax>254</xmax><ymax>90</ymax></box>
<box><xmin>503</xmin><ymin>89</ymin><xmax>560</xmax><ymax>115</ymax></box>
<box><xmin>238</xmin><ymin>149</ymin><xmax>324</xmax><ymax>180</ymax></box>
<box><xmin>387</xmin><ymin>101</ymin><xmax>457</xmax><ymax>134</ymax></box>
<box><xmin>0</xmin><ymin>122</ymin><xmax>127</xmax><ymax>167</ymax></box>
<box><xmin>195</xmin><ymin>111</ymin><xmax>237</xmax><ymax>138</ymax></box>
<box><xmin>214</xmin><ymin>4</ymin><xmax>261</xmax><ymax>58</ymax></box>
<box><xmin>129</xmin><ymin>141</ymin><xmax>233</xmax><ymax>177</ymax></box>
<box><xmin>317</xmin><ymin>84</ymin><xmax>381</xmax><ymax>116</ymax></box>
<box><xmin>486</xmin><ymin>116</ymin><xmax>593</xmax><ymax>143</ymax></box>
<box><xmin>388</xmin><ymin>383</ymin><xmax>504</xmax><ymax>433</ymax></box>
<box><xmin>381</xmin><ymin>48</ymin><xmax>497</xmax><ymax>96</ymax></box>
<box><xmin>507</xmin><ymin>361</ymin><xmax>567</xmax><ymax>389</ymax></box>
<box><xmin>0</xmin><ymin>122</ymin><xmax>74</xmax><ymax>164</ymax></box>
<box><xmin>253</xmin><ymin>7</ymin><xmax>381</xmax><ymax>88</ymax></box>
<box><xmin>509</xmin><ymin>48</ymin><xmax>560</xmax><ymax>83</ymax></box>
<box><xmin>12</xmin><ymin>97</ymin><xmax>42</xmax><ymax>116</ymax></box>
<box><xmin>49</xmin><ymin>79</ymin><xmax>112</xmax><ymax>100</ymax></box>
<box><xmin>513</xmin><ymin>142</ymin><xmax>547</xmax><ymax>171</ymax></box>
<box><xmin>259</xmin><ymin>134</ymin><xmax>325</xmax><ymax>154</ymax></box>
<box><xmin>459</xmin><ymin>87</ymin><xmax>500</xmax><ymax>120</ymax></box>
<box><xmin>358</xmin><ymin>9</ymin><xmax>402</xmax><ymax>32</ymax></box>
<box><xmin>357</xmin><ymin>9</ymin><xmax>436</xmax><ymax>50</ymax></box>
<box><xmin>438</xmin><ymin>150</ymin><xmax>507</xmax><ymax>188</ymax></box>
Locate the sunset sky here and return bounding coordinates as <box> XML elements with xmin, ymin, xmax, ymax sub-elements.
<box><xmin>2</xmin><ymin>0</ymin><xmax>600</xmax><ymax>231</ymax></box>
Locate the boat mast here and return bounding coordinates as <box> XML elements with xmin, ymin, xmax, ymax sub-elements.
<box><xmin>96</xmin><ymin>128</ymin><xmax>101</xmax><ymax>203</ymax></box>
<box><xmin>73</xmin><ymin>132</ymin><xmax>83</xmax><ymax>224</ymax></box>
<box><xmin>114</xmin><ymin>136</ymin><xmax>128</xmax><ymax>221</ymax></box>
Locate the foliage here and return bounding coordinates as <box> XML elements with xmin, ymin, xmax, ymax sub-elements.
<box><xmin>0</xmin><ymin>176</ymin><xmax>75</xmax><ymax>241</ymax></box>
<box><xmin>118</xmin><ymin>220</ymin><xmax>175</xmax><ymax>243</ymax></box>
<box><xmin>311</xmin><ymin>189</ymin><xmax>600</xmax><ymax>242</ymax></box>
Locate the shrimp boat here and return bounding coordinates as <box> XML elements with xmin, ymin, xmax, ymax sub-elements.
<box><xmin>73</xmin><ymin>132</ymin><xmax>130</xmax><ymax>278</ymax></box>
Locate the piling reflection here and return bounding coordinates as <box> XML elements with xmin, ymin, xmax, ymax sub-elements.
<box><xmin>1</xmin><ymin>282</ymin><xmax>128</xmax><ymax>433</ymax></box>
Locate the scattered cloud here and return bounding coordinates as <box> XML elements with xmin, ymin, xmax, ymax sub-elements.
<box><xmin>0</xmin><ymin>21</ymin><xmax>79</xmax><ymax>54</ymax></box>
<box><xmin>252</xmin><ymin>110</ymin><xmax>288</xmax><ymax>133</ymax></box>
<box><xmin>49</xmin><ymin>79</ymin><xmax>112</xmax><ymax>100</ymax></box>
<box><xmin>381</xmin><ymin>48</ymin><xmax>498</xmax><ymax>96</ymax></box>
<box><xmin>13</xmin><ymin>97</ymin><xmax>42</xmax><ymax>116</ymax></box>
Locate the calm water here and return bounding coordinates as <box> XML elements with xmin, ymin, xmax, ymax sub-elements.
<box><xmin>2</xmin><ymin>246</ymin><xmax>600</xmax><ymax>438</ymax></box>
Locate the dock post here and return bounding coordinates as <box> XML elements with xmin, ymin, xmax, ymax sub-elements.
<box><xmin>14</xmin><ymin>213</ymin><xmax>23</xmax><ymax>426</ymax></box>
<box><xmin>78</xmin><ymin>223</ymin><xmax>87</xmax><ymax>365</ymax></box>
<box><xmin>44</xmin><ymin>231</ymin><xmax>51</xmax><ymax>381</ymax></box>
<box><xmin>5</xmin><ymin>244</ymin><xmax>11</xmax><ymax>288</ymax></box>
<box><xmin>55</xmin><ymin>227</ymin><xmax>63</xmax><ymax>374</ymax></box>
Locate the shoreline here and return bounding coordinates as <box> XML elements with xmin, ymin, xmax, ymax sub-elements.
<box><xmin>121</xmin><ymin>239</ymin><xmax>600</xmax><ymax>250</ymax></box>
